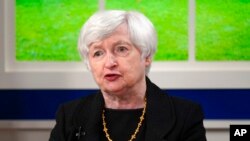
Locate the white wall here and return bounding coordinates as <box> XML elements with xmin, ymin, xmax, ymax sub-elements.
<box><xmin>0</xmin><ymin>130</ymin><xmax>51</xmax><ymax>141</ymax></box>
<box><xmin>0</xmin><ymin>121</ymin><xmax>52</xmax><ymax>141</ymax></box>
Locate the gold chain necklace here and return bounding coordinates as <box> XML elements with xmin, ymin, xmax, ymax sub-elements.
<box><xmin>102</xmin><ymin>98</ymin><xmax>147</xmax><ymax>141</ymax></box>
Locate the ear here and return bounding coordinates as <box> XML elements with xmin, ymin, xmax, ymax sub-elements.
<box><xmin>145</xmin><ymin>56</ymin><xmax>151</xmax><ymax>67</ymax></box>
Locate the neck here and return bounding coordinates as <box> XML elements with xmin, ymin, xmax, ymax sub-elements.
<box><xmin>102</xmin><ymin>79</ymin><xmax>146</xmax><ymax>109</ymax></box>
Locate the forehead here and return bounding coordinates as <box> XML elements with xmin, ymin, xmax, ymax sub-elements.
<box><xmin>89</xmin><ymin>24</ymin><xmax>132</xmax><ymax>48</ymax></box>
<box><xmin>114</xmin><ymin>24</ymin><xmax>128</xmax><ymax>34</ymax></box>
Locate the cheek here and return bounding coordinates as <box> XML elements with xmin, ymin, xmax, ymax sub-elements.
<box><xmin>122</xmin><ymin>58</ymin><xmax>145</xmax><ymax>74</ymax></box>
<box><xmin>89</xmin><ymin>62</ymin><xmax>102</xmax><ymax>77</ymax></box>
<box><xmin>92</xmin><ymin>66</ymin><xmax>101</xmax><ymax>74</ymax></box>
<box><xmin>90</xmin><ymin>67</ymin><xmax>104</xmax><ymax>85</ymax></box>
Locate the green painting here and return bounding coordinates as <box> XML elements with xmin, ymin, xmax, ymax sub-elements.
<box><xmin>16</xmin><ymin>0</ymin><xmax>250</xmax><ymax>61</ymax></box>
<box><xmin>196</xmin><ymin>0</ymin><xmax>250</xmax><ymax>60</ymax></box>
<box><xmin>16</xmin><ymin>0</ymin><xmax>97</xmax><ymax>61</ymax></box>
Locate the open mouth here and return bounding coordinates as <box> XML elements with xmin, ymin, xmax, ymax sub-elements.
<box><xmin>104</xmin><ymin>74</ymin><xmax>120</xmax><ymax>81</ymax></box>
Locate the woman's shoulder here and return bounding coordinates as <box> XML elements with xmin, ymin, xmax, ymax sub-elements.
<box><xmin>61</xmin><ymin>93</ymin><xmax>99</xmax><ymax>111</ymax></box>
<box><xmin>54</xmin><ymin>93</ymin><xmax>101</xmax><ymax>126</ymax></box>
<box><xmin>168</xmin><ymin>95</ymin><xmax>202</xmax><ymax>109</ymax></box>
<box><xmin>148</xmin><ymin>78</ymin><xmax>203</xmax><ymax>112</ymax></box>
<box><xmin>167</xmin><ymin>94</ymin><xmax>204</xmax><ymax>119</ymax></box>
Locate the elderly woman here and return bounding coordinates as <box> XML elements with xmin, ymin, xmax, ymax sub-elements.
<box><xmin>49</xmin><ymin>10</ymin><xmax>206</xmax><ymax>141</ymax></box>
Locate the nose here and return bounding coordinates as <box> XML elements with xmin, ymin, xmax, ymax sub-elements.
<box><xmin>104</xmin><ymin>53</ymin><xmax>117</xmax><ymax>69</ymax></box>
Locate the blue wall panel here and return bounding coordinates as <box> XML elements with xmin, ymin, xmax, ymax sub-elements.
<box><xmin>0</xmin><ymin>89</ymin><xmax>249</xmax><ymax>119</ymax></box>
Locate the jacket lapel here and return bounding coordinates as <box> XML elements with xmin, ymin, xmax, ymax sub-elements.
<box><xmin>84</xmin><ymin>93</ymin><xmax>104</xmax><ymax>140</ymax></box>
<box><xmin>73</xmin><ymin>92</ymin><xmax>104</xmax><ymax>141</ymax></box>
<box><xmin>145</xmin><ymin>77</ymin><xmax>176</xmax><ymax>141</ymax></box>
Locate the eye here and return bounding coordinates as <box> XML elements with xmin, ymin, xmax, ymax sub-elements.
<box><xmin>118</xmin><ymin>46</ymin><xmax>127</xmax><ymax>52</ymax></box>
<box><xmin>115</xmin><ymin>46</ymin><xmax>129</xmax><ymax>56</ymax></box>
<box><xmin>93</xmin><ymin>50</ymin><xmax>104</xmax><ymax>58</ymax></box>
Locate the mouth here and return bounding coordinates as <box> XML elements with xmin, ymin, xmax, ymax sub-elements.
<box><xmin>104</xmin><ymin>74</ymin><xmax>121</xmax><ymax>81</ymax></box>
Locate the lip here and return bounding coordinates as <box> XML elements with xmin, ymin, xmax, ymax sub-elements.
<box><xmin>104</xmin><ymin>73</ymin><xmax>121</xmax><ymax>81</ymax></box>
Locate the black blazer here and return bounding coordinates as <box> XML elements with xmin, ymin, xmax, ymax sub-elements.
<box><xmin>49</xmin><ymin>78</ymin><xmax>207</xmax><ymax>141</ymax></box>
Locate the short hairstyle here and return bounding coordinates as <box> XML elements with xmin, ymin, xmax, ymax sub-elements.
<box><xmin>78</xmin><ymin>10</ymin><xmax>157</xmax><ymax>73</ymax></box>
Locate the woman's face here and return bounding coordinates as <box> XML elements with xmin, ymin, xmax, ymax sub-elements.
<box><xmin>88</xmin><ymin>24</ymin><xmax>151</xmax><ymax>95</ymax></box>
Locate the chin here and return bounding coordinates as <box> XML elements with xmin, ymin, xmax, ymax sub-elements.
<box><xmin>104</xmin><ymin>86</ymin><xmax>125</xmax><ymax>95</ymax></box>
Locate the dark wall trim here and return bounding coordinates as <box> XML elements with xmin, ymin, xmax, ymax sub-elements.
<box><xmin>0</xmin><ymin>89</ymin><xmax>249</xmax><ymax>119</ymax></box>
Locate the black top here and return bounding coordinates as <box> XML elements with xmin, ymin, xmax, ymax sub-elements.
<box><xmin>49</xmin><ymin>77</ymin><xmax>207</xmax><ymax>141</ymax></box>
<box><xmin>100</xmin><ymin>108</ymin><xmax>146</xmax><ymax>141</ymax></box>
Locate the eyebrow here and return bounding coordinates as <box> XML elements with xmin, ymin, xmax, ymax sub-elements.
<box><xmin>112</xmin><ymin>40</ymin><xmax>132</xmax><ymax>47</ymax></box>
<box><xmin>89</xmin><ymin>40</ymin><xmax>132</xmax><ymax>50</ymax></box>
<box><xmin>89</xmin><ymin>42</ymin><xmax>102</xmax><ymax>50</ymax></box>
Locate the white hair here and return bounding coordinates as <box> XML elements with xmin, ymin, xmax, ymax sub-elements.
<box><xmin>78</xmin><ymin>10</ymin><xmax>157</xmax><ymax>74</ymax></box>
